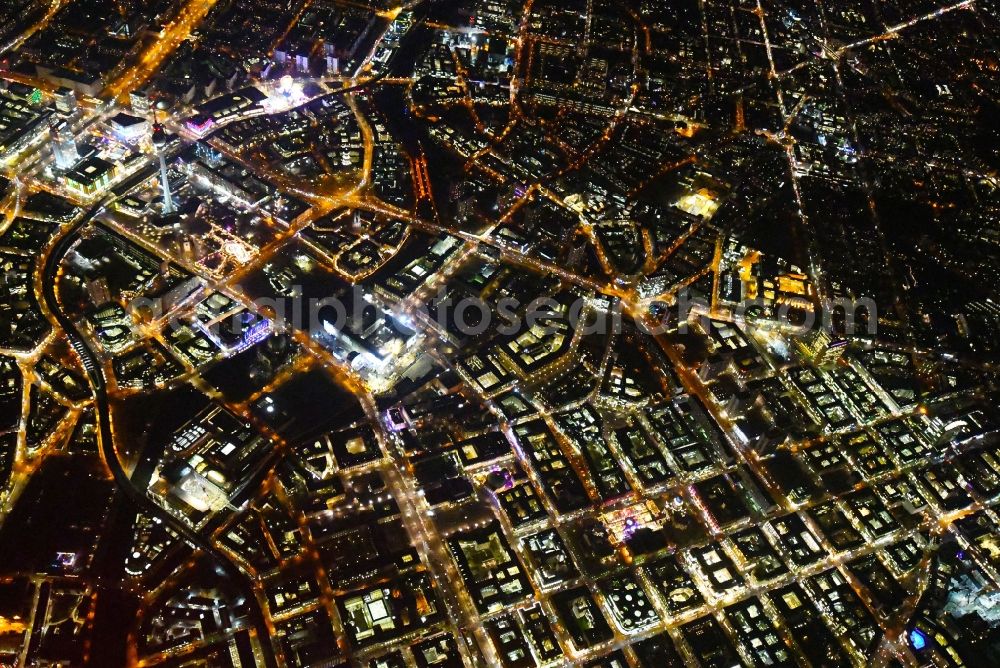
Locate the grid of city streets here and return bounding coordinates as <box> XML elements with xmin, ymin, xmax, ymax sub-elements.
<box><xmin>0</xmin><ymin>0</ymin><xmax>998</xmax><ymax>666</ymax></box>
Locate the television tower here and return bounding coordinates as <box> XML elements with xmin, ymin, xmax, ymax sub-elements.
<box><xmin>152</xmin><ymin>108</ymin><xmax>174</xmax><ymax>214</ymax></box>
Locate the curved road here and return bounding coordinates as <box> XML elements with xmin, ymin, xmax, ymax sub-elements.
<box><xmin>41</xmin><ymin>204</ymin><xmax>277</xmax><ymax>668</ymax></box>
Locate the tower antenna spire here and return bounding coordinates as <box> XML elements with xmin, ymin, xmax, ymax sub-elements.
<box><xmin>151</xmin><ymin>102</ymin><xmax>174</xmax><ymax>215</ymax></box>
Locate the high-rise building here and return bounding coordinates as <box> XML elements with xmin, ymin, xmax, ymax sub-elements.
<box><xmin>49</xmin><ymin>121</ymin><xmax>78</xmax><ymax>171</ymax></box>
<box><xmin>54</xmin><ymin>87</ymin><xmax>77</xmax><ymax>115</ymax></box>
<box><xmin>796</xmin><ymin>330</ymin><xmax>848</xmax><ymax>367</ymax></box>
<box><xmin>130</xmin><ymin>90</ymin><xmax>150</xmax><ymax>116</ymax></box>
<box><xmin>86</xmin><ymin>278</ymin><xmax>112</xmax><ymax>306</ymax></box>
